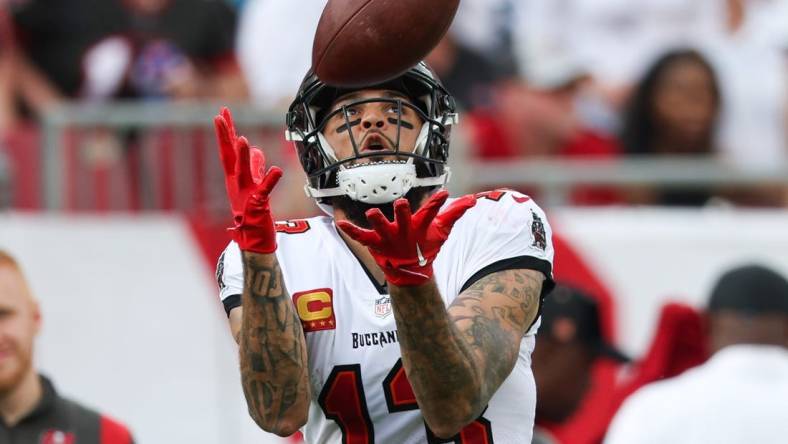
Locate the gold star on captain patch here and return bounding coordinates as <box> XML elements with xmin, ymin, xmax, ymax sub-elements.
<box><xmin>310</xmin><ymin>322</ymin><xmax>317</xmax><ymax>328</ymax></box>
<box><xmin>320</xmin><ymin>321</ymin><xmax>326</xmax><ymax>326</ymax></box>
<box><xmin>329</xmin><ymin>320</ymin><xmax>334</xmax><ymax>325</ymax></box>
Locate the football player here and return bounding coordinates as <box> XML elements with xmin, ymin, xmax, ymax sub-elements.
<box><xmin>215</xmin><ymin>62</ymin><xmax>555</xmax><ymax>443</ymax></box>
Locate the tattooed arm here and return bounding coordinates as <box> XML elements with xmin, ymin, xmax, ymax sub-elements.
<box><xmin>239</xmin><ymin>251</ymin><xmax>310</xmax><ymax>436</ymax></box>
<box><xmin>390</xmin><ymin>268</ymin><xmax>544</xmax><ymax>438</ymax></box>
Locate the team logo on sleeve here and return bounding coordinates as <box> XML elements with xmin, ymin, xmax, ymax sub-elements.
<box><xmin>293</xmin><ymin>288</ymin><xmax>336</xmax><ymax>332</ymax></box>
<box><xmin>531</xmin><ymin>211</ymin><xmax>547</xmax><ymax>251</ymax></box>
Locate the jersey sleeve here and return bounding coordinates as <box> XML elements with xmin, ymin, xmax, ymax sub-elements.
<box><xmin>216</xmin><ymin>241</ymin><xmax>244</xmax><ymax>315</ymax></box>
<box><xmin>456</xmin><ymin>190</ymin><xmax>555</xmax><ymax>291</ymax></box>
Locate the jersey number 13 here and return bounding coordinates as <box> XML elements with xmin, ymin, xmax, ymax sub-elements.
<box><xmin>318</xmin><ymin>359</ymin><xmax>494</xmax><ymax>444</ymax></box>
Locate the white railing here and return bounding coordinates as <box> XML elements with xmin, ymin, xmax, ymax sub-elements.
<box><xmin>40</xmin><ymin>101</ymin><xmax>788</xmax><ymax>211</ymax></box>
<box><xmin>41</xmin><ymin>101</ymin><xmax>281</xmax><ymax>212</ymax></box>
<box><xmin>455</xmin><ymin>157</ymin><xmax>788</xmax><ymax>206</ymax></box>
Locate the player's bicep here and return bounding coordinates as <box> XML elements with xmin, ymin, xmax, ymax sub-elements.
<box><xmin>448</xmin><ymin>269</ymin><xmax>544</xmax><ymax>389</ymax></box>
<box><xmin>450</xmin><ymin>268</ymin><xmax>544</xmax><ymax>337</ymax></box>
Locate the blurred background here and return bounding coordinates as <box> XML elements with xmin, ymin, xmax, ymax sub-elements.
<box><xmin>0</xmin><ymin>0</ymin><xmax>787</xmax><ymax>442</ymax></box>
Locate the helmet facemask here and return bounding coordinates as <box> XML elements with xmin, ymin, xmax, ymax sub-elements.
<box><xmin>287</xmin><ymin>63</ymin><xmax>458</xmax><ymax>207</ymax></box>
<box><xmin>317</xmin><ymin>95</ymin><xmax>441</xmax><ymax>204</ymax></box>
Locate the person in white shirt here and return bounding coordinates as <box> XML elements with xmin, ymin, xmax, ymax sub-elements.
<box><xmin>605</xmin><ymin>264</ymin><xmax>788</xmax><ymax>444</ymax></box>
<box><xmin>696</xmin><ymin>0</ymin><xmax>788</xmax><ymax>169</ymax></box>
<box><xmin>214</xmin><ymin>62</ymin><xmax>555</xmax><ymax>443</ymax></box>
<box><xmin>236</xmin><ymin>0</ymin><xmax>327</xmax><ymax>110</ymax></box>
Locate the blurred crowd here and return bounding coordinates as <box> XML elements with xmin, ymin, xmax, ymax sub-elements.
<box><xmin>0</xmin><ymin>0</ymin><xmax>787</xmax><ymax>212</ymax></box>
<box><xmin>0</xmin><ymin>2</ymin><xmax>786</xmax><ymax>444</ymax></box>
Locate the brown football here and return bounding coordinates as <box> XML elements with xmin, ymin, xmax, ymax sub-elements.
<box><xmin>312</xmin><ymin>0</ymin><xmax>459</xmax><ymax>87</ymax></box>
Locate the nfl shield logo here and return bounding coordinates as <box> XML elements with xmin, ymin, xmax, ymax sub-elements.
<box><xmin>375</xmin><ymin>296</ymin><xmax>392</xmax><ymax>318</ymax></box>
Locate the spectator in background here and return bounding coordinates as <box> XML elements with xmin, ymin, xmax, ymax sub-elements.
<box><xmin>448</xmin><ymin>0</ymin><xmax>520</xmax><ymax>78</ymax></box>
<box><xmin>425</xmin><ymin>35</ymin><xmax>500</xmax><ymax>112</ymax></box>
<box><xmin>619</xmin><ymin>49</ymin><xmax>721</xmax><ymax>206</ymax></box>
<box><xmin>515</xmin><ymin>0</ymin><xmax>788</xmax><ymax>189</ymax></box>
<box><xmin>120</xmin><ymin>0</ymin><xmax>246</xmax><ymax>100</ymax></box>
<box><xmin>532</xmin><ymin>285</ymin><xmax>629</xmax><ymax>444</ymax></box>
<box><xmin>236</xmin><ymin>0</ymin><xmax>326</xmax><ymax>109</ymax></box>
<box><xmin>697</xmin><ymin>0</ymin><xmax>788</xmax><ymax>170</ymax></box>
<box><xmin>605</xmin><ymin>264</ymin><xmax>788</xmax><ymax>444</ymax></box>
<box><xmin>468</xmin><ymin>67</ymin><xmax>621</xmax><ymax>159</ymax></box>
<box><xmin>512</xmin><ymin>0</ymin><xmax>722</xmax><ymax>108</ymax></box>
<box><xmin>621</xmin><ymin>49</ymin><xmax>720</xmax><ymax>158</ymax></box>
<box><xmin>532</xmin><ymin>293</ymin><xmax>708</xmax><ymax>444</ymax></box>
<box><xmin>465</xmin><ymin>48</ymin><xmax>623</xmax><ymax>205</ymax></box>
<box><xmin>1</xmin><ymin>0</ymin><xmax>62</xmax><ymax>129</ymax></box>
<box><xmin>6</xmin><ymin>0</ymin><xmax>248</xmax><ymax>212</ymax></box>
<box><xmin>9</xmin><ymin>0</ymin><xmax>245</xmax><ymax>115</ymax></box>
<box><xmin>238</xmin><ymin>0</ymin><xmax>510</xmax><ymax>114</ymax></box>
<box><xmin>10</xmin><ymin>0</ymin><xmax>125</xmax><ymax>105</ymax></box>
<box><xmin>0</xmin><ymin>250</ymin><xmax>135</xmax><ymax>443</ymax></box>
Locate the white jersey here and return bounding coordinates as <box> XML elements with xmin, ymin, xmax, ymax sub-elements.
<box><xmin>605</xmin><ymin>345</ymin><xmax>788</xmax><ymax>444</ymax></box>
<box><xmin>218</xmin><ymin>190</ymin><xmax>555</xmax><ymax>444</ymax></box>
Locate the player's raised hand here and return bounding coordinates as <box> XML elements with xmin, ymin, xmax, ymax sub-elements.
<box><xmin>337</xmin><ymin>190</ymin><xmax>476</xmax><ymax>286</ymax></box>
<box><xmin>214</xmin><ymin>107</ymin><xmax>283</xmax><ymax>254</ymax></box>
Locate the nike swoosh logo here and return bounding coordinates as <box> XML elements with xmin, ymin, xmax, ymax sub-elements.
<box><xmin>416</xmin><ymin>244</ymin><xmax>427</xmax><ymax>267</ymax></box>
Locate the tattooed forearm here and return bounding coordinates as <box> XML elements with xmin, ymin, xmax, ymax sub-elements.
<box><xmin>389</xmin><ymin>268</ymin><xmax>543</xmax><ymax>438</ymax></box>
<box><xmin>239</xmin><ymin>251</ymin><xmax>310</xmax><ymax>436</ymax></box>
<box><xmin>390</xmin><ymin>281</ymin><xmax>482</xmax><ymax>438</ymax></box>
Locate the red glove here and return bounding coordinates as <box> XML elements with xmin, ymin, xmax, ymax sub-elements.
<box><xmin>214</xmin><ymin>107</ymin><xmax>283</xmax><ymax>254</ymax></box>
<box><xmin>337</xmin><ymin>190</ymin><xmax>477</xmax><ymax>286</ymax></box>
